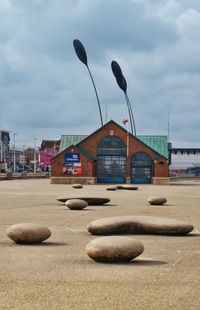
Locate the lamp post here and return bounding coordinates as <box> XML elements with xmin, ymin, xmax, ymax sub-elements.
<box><xmin>23</xmin><ymin>145</ymin><xmax>26</xmax><ymax>171</ymax></box>
<box><xmin>34</xmin><ymin>138</ymin><xmax>37</xmax><ymax>174</ymax></box>
<box><xmin>13</xmin><ymin>133</ymin><xmax>17</xmax><ymax>174</ymax></box>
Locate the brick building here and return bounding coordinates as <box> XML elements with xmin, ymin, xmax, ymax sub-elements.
<box><xmin>51</xmin><ymin>120</ymin><xmax>170</xmax><ymax>185</ymax></box>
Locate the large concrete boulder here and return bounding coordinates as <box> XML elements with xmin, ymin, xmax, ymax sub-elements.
<box><xmin>72</xmin><ymin>184</ymin><xmax>83</xmax><ymax>189</ymax></box>
<box><xmin>86</xmin><ymin>236</ymin><xmax>144</xmax><ymax>263</ymax></box>
<box><xmin>6</xmin><ymin>223</ymin><xmax>51</xmax><ymax>244</ymax></box>
<box><xmin>87</xmin><ymin>215</ymin><xmax>194</xmax><ymax>236</ymax></box>
<box><xmin>57</xmin><ymin>196</ymin><xmax>110</xmax><ymax>205</ymax></box>
<box><xmin>65</xmin><ymin>199</ymin><xmax>88</xmax><ymax>210</ymax></box>
<box><xmin>147</xmin><ymin>196</ymin><xmax>167</xmax><ymax>205</ymax></box>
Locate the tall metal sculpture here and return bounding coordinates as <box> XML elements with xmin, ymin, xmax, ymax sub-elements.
<box><xmin>73</xmin><ymin>39</ymin><xmax>103</xmax><ymax>127</ymax></box>
<box><xmin>111</xmin><ymin>60</ymin><xmax>136</xmax><ymax>136</ymax></box>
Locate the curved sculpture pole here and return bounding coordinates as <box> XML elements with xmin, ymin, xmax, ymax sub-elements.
<box><xmin>86</xmin><ymin>65</ymin><xmax>103</xmax><ymax>126</ymax></box>
<box><xmin>125</xmin><ymin>92</ymin><xmax>136</xmax><ymax>136</ymax></box>
<box><xmin>73</xmin><ymin>39</ymin><xmax>103</xmax><ymax>127</ymax></box>
<box><xmin>111</xmin><ymin>60</ymin><xmax>136</xmax><ymax>136</ymax></box>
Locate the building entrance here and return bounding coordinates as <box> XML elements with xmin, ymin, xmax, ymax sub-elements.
<box><xmin>97</xmin><ymin>136</ymin><xmax>126</xmax><ymax>183</ymax></box>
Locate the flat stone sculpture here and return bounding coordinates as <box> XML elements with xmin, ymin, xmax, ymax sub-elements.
<box><xmin>57</xmin><ymin>196</ymin><xmax>110</xmax><ymax>205</ymax></box>
<box><xmin>6</xmin><ymin>223</ymin><xmax>51</xmax><ymax>244</ymax></box>
<box><xmin>86</xmin><ymin>236</ymin><xmax>144</xmax><ymax>263</ymax></box>
<box><xmin>87</xmin><ymin>215</ymin><xmax>193</xmax><ymax>236</ymax></box>
<box><xmin>72</xmin><ymin>184</ymin><xmax>83</xmax><ymax>189</ymax></box>
<box><xmin>147</xmin><ymin>196</ymin><xmax>167</xmax><ymax>205</ymax></box>
<box><xmin>117</xmin><ymin>185</ymin><xmax>138</xmax><ymax>190</ymax></box>
<box><xmin>106</xmin><ymin>186</ymin><xmax>117</xmax><ymax>191</ymax></box>
<box><xmin>65</xmin><ymin>199</ymin><xmax>88</xmax><ymax>210</ymax></box>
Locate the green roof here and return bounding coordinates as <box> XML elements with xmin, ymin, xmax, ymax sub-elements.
<box><xmin>137</xmin><ymin>135</ymin><xmax>169</xmax><ymax>159</ymax></box>
<box><xmin>59</xmin><ymin>135</ymin><xmax>87</xmax><ymax>152</ymax></box>
<box><xmin>76</xmin><ymin>145</ymin><xmax>96</xmax><ymax>160</ymax></box>
<box><xmin>59</xmin><ymin>134</ymin><xmax>169</xmax><ymax>159</ymax></box>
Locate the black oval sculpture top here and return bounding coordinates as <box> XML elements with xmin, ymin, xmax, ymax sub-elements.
<box><xmin>111</xmin><ymin>60</ymin><xmax>127</xmax><ymax>93</ymax></box>
<box><xmin>73</xmin><ymin>39</ymin><xmax>88</xmax><ymax>66</ymax></box>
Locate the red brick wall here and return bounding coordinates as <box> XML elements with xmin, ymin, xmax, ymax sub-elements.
<box><xmin>153</xmin><ymin>159</ymin><xmax>169</xmax><ymax>177</ymax></box>
<box><xmin>51</xmin><ymin>145</ymin><xmax>94</xmax><ymax>177</ymax></box>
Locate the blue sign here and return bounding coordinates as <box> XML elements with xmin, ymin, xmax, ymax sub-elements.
<box><xmin>65</xmin><ymin>153</ymin><xmax>80</xmax><ymax>163</ymax></box>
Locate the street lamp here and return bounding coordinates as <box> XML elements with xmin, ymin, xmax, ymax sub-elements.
<box><xmin>34</xmin><ymin>138</ymin><xmax>37</xmax><ymax>174</ymax></box>
<box><xmin>13</xmin><ymin>133</ymin><xmax>17</xmax><ymax>174</ymax></box>
<box><xmin>23</xmin><ymin>145</ymin><xmax>26</xmax><ymax>171</ymax></box>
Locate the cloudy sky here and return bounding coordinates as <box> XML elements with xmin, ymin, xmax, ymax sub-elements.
<box><xmin>0</xmin><ymin>0</ymin><xmax>200</xmax><ymax>148</ymax></box>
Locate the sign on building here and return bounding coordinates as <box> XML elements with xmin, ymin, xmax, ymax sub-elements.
<box><xmin>64</xmin><ymin>153</ymin><xmax>80</xmax><ymax>163</ymax></box>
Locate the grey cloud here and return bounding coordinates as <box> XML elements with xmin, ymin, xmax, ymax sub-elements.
<box><xmin>0</xmin><ymin>0</ymin><xmax>200</xmax><ymax>147</ymax></box>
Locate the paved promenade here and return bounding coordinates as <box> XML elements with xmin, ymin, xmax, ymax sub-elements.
<box><xmin>0</xmin><ymin>179</ymin><xmax>200</xmax><ymax>309</ymax></box>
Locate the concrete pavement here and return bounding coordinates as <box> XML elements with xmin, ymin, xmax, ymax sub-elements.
<box><xmin>0</xmin><ymin>179</ymin><xmax>200</xmax><ymax>309</ymax></box>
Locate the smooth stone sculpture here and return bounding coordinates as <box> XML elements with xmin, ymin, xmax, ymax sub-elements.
<box><xmin>147</xmin><ymin>196</ymin><xmax>167</xmax><ymax>205</ymax></box>
<box><xmin>6</xmin><ymin>171</ymin><xmax>13</xmax><ymax>180</ymax></box>
<box><xmin>21</xmin><ymin>171</ymin><xmax>27</xmax><ymax>179</ymax></box>
<box><xmin>87</xmin><ymin>215</ymin><xmax>194</xmax><ymax>236</ymax></box>
<box><xmin>57</xmin><ymin>196</ymin><xmax>110</xmax><ymax>205</ymax></box>
<box><xmin>106</xmin><ymin>186</ymin><xmax>117</xmax><ymax>191</ymax></box>
<box><xmin>65</xmin><ymin>199</ymin><xmax>88</xmax><ymax>210</ymax></box>
<box><xmin>72</xmin><ymin>184</ymin><xmax>83</xmax><ymax>189</ymax></box>
<box><xmin>6</xmin><ymin>223</ymin><xmax>51</xmax><ymax>244</ymax></box>
<box><xmin>86</xmin><ymin>236</ymin><xmax>144</xmax><ymax>263</ymax></box>
<box><xmin>117</xmin><ymin>185</ymin><xmax>138</xmax><ymax>190</ymax></box>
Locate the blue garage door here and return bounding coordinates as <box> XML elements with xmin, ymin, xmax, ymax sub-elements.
<box><xmin>97</xmin><ymin>136</ymin><xmax>126</xmax><ymax>183</ymax></box>
<box><xmin>131</xmin><ymin>152</ymin><xmax>152</xmax><ymax>184</ymax></box>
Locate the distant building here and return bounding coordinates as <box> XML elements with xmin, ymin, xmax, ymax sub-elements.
<box><xmin>0</xmin><ymin>130</ymin><xmax>10</xmax><ymax>171</ymax></box>
<box><xmin>39</xmin><ymin>140</ymin><xmax>60</xmax><ymax>170</ymax></box>
<box><xmin>170</xmin><ymin>148</ymin><xmax>200</xmax><ymax>176</ymax></box>
<box><xmin>51</xmin><ymin>120</ymin><xmax>170</xmax><ymax>185</ymax></box>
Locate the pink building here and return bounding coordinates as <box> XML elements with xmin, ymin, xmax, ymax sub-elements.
<box><xmin>39</xmin><ymin>140</ymin><xmax>60</xmax><ymax>170</ymax></box>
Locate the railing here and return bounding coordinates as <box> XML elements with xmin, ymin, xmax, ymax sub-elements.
<box><xmin>0</xmin><ymin>171</ymin><xmax>51</xmax><ymax>180</ymax></box>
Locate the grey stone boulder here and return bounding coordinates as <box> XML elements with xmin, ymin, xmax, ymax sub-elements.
<box><xmin>65</xmin><ymin>199</ymin><xmax>88</xmax><ymax>210</ymax></box>
<box><xmin>72</xmin><ymin>184</ymin><xmax>83</xmax><ymax>189</ymax></box>
<box><xmin>57</xmin><ymin>196</ymin><xmax>110</xmax><ymax>205</ymax></box>
<box><xmin>86</xmin><ymin>236</ymin><xmax>144</xmax><ymax>263</ymax></box>
<box><xmin>147</xmin><ymin>196</ymin><xmax>167</xmax><ymax>205</ymax></box>
<box><xmin>87</xmin><ymin>215</ymin><xmax>194</xmax><ymax>236</ymax></box>
<box><xmin>6</xmin><ymin>223</ymin><xmax>51</xmax><ymax>244</ymax></box>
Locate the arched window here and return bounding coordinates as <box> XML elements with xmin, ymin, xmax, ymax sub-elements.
<box><xmin>131</xmin><ymin>152</ymin><xmax>152</xmax><ymax>184</ymax></box>
<box><xmin>98</xmin><ymin>136</ymin><xmax>126</xmax><ymax>155</ymax></box>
